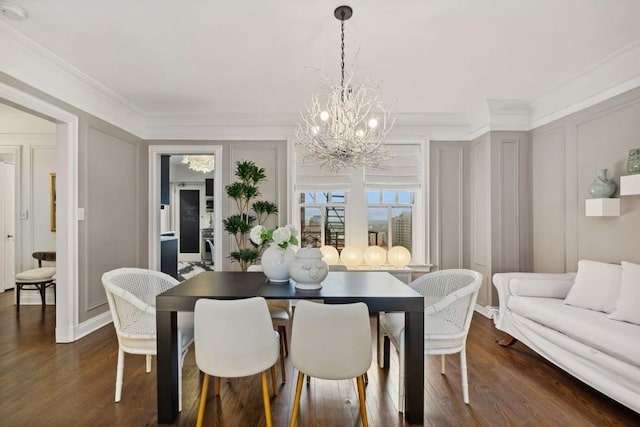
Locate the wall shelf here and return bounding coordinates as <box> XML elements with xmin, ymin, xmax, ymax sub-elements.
<box><xmin>620</xmin><ymin>174</ymin><xmax>640</xmax><ymax>196</ymax></box>
<box><xmin>585</xmin><ymin>198</ymin><xmax>620</xmax><ymax>217</ymax></box>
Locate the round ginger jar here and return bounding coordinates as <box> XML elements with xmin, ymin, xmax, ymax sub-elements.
<box><xmin>261</xmin><ymin>244</ymin><xmax>295</xmax><ymax>283</ymax></box>
<box><xmin>289</xmin><ymin>247</ymin><xmax>329</xmax><ymax>290</ymax></box>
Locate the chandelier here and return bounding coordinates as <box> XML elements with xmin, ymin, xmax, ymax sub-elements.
<box><xmin>181</xmin><ymin>155</ymin><xmax>214</xmax><ymax>173</ymax></box>
<box><xmin>296</xmin><ymin>5</ymin><xmax>394</xmax><ymax>172</ymax></box>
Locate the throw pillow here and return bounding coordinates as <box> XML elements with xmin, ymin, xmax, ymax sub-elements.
<box><xmin>510</xmin><ymin>278</ymin><xmax>574</xmax><ymax>298</ymax></box>
<box><xmin>607</xmin><ymin>261</ymin><xmax>640</xmax><ymax>325</ymax></box>
<box><xmin>563</xmin><ymin>259</ymin><xmax>622</xmax><ymax>313</ymax></box>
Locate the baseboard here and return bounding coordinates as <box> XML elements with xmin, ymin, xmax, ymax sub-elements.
<box><xmin>74</xmin><ymin>310</ymin><xmax>112</xmax><ymax>341</ymax></box>
<box><xmin>474</xmin><ymin>304</ymin><xmax>497</xmax><ymax>319</ymax></box>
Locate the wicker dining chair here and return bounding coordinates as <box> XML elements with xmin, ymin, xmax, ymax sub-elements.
<box><xmin>102</xmin><ymin>268</ymin><xmax>194</xmax><ymax>410</ymax></box>
<box><xmin>378</xmin><ymin>269</ymin><xmax>482</xmax><ymax>411</ymax></box>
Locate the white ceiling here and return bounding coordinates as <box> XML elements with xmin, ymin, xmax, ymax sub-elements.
<box><xmin>2</xmin><ymin>0</ymin><xmax>640</xmax><ymax>132</ymax></box>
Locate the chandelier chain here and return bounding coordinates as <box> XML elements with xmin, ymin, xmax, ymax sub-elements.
<box><xmin>340</xmin><ymin>15</ymin><xmax>345</xmax><ymax>91</ymax></box>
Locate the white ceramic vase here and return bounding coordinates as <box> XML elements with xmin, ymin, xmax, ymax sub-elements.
<box><xmin>289</xmin><ymin>247</ymin><xmax>329</xmax><ymax>290</ymax></box>
<box><xmin>261</xmin><ymin>244</ymin><xmax>295</xmax><ymax>282</ymax></box>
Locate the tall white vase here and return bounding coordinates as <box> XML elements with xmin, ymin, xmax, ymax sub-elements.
<box><xmin>261</xmin><ymin>244</ymin><xmax>295</xmax><ymax>282</ymax></box>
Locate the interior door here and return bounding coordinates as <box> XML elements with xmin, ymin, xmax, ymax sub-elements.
<box><xmin>177</xmin><ymin>187</ymin><xmax>202</xmax><ymax>262</ymax></box>
<box><xmin>1</xmin><ymin>162</ymin><xmax>15</xmax><ymax>291</ymax></box>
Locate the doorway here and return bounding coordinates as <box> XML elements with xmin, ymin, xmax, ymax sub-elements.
<box><xmin>148</xmin><ymin>145</ymin><xmax>223</xmax><ymax>274</ymax></box>
<box><xmin>0</xmin><ymin>82</ymin><xmax>79</xmax><ymax>343</ymax></box>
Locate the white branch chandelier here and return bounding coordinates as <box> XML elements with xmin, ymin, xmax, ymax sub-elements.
<box><xmin>181</xmin><ymin>155</ymin><xmax>214</xmax><ymax>173</ymax></box>
<box><xmin>296</xmin><ymin>5</ymin><xmax>394</xmax><ymax>172</ymax></box>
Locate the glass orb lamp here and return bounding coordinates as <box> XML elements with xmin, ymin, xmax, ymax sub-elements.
<box><xmin>387</xmin><ymin>246</ymin><xmax>411</xmax><ymax>268</ymax></box>
<box><xmin>363</xmin><ymin>246</ymin><xmax>387</xmax><ymax>268</ymax></box>
<box><xmin>340</xmin><ymin>246</ymin><xmax>363</xmax><ymax>268</ymax></box>
<box><xmin>319</xmin><ymin>245</ymin><xmax>340</xmax><ymax>265</ymax></box>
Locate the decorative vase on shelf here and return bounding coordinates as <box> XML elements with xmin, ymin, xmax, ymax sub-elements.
<box><xmin>627</xmin><ymin>148</ymin><xmax>640</xmax><ymax>175</ymax></box>
<box><xmin>261</xmin><ymin>244</ymin><xmax>295</xmax><ymax>283</ymax></box>
<box><xmin>588</xmin><ymin>168</ymin><xmax>616</xmax><ymax>198</ymax></box>
<box><xmin>289</xmin><ymin>247</ymin><xmax>329</xmax><ymax>290</ymax></box>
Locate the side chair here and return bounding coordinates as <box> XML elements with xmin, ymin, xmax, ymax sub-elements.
<box><xmin>194</xmin><ymin>297</ymin><xmax>280</xmax><ymax>427</ymax></box>
<box><xmin>289</xmin><ymin>300</ymin><xmax>372</xmax><ymax>427</ymax></box>
<box><xmin>378</xmin><ymin>269</ymin><xmax>482</xmax><ymax>411</ymax></box>
<box><xmin>248</xmin><ymin>264</ymin><xmax>291</xmax><ymax>383</ymax></box>
<box><xmin>102</xmin><ymin>268</ymin><xmax>194</xmax><ymax>409</ymax></box>
<box><xmin>14</xmin><ymin>251</ymin><xmax>56</xmax><ymax>310</ymax></box>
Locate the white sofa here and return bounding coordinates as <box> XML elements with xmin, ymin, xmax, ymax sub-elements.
<box><xmin>492</xmin><ymin>260</ymin><xmax>640</xmax><ymax>413</ymax></box>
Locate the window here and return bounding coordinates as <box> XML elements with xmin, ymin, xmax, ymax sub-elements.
<box><xmin>292</xmin><ymin>141</ymin><xmax>426</xmax><ymax>264</ymax></box>
<box><xmin>299</xmin><ymin>192</ymin><xmax>346</xmax><ymax>250</ymax></box>
<box><xmin>367</xmin><ymin>191</ymin><xmax>414</xmax><ymax>252</ymax></box>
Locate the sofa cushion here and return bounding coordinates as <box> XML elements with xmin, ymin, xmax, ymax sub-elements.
<box><xmin>608</xmin><ymin>261</ymin><xmax>640</xmax><ymax>325</ymax></box>
<box><xmin>509</xmin><ymin>296</ymin><xmax>640</xmax><ymax>368</ymax></box>
<box><xmin>510</xmin><ymin>278</ymin><xmax>574</xmax><ymax>298</ymax></box>
<box><xmin>564</xmin><ymin>260</ymin><xmax>621</xmax><ymax>313</ymax></box>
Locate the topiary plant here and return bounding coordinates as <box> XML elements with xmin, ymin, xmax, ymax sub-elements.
<box><xmin>224</xmin><ymin>160</ymin><xmax>278</xmax><ymax>271</ymax></box>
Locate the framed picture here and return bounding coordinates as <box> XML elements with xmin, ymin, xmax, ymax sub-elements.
<box><xmin>50</xmin><ymin>173</ymin><xmax>56</xmax><ymax>232</ymax></box>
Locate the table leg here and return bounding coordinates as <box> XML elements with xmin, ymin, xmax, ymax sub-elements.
<box><xmin>404</xmin><ymin>310</ymin><xmax>424</xmax><ymax>424</ymax></box>
<box><xmin>157</xmin><ymin>310</ymin><xmax>179</xmax><ymax>424</ymax></box>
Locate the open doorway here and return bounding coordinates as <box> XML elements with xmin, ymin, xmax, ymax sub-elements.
<box><xmin>149</xmin><ymin>146</ymin><xmax>223</xmax><ymax>280</ymax></box>
<box><xmin>0</xmin><ymin>102</ymin><xmax>57</xmax><ymax>313</ymax></box>
<box><xmin>0</xmin><ymin>82</ymin><xmax>79</xmax><ymax>344</ymax></box>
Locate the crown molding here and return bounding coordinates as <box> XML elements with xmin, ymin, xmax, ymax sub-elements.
<box><xmin>1</xmin><ymin>20</ymin><xmax>639</xmax><ymax>142</ymax></box>
<box><xmin>0</xmin><ymin>21</ymin><xmax>144</xmax><ymax>136</ymax></box>
<box><xmin>529</xmin><ymin>38</ymin><xmax>640</xmax><ymax>129</ymax></box>
<box><xmin>142</xmin><ymin>112</ymin><xmax>471</xmax><ymax>141</ymax></box>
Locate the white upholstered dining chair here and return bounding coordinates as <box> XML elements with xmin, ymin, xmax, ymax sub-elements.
<box><xmin>248</xmin><ymin>264</ymin><xmax>291</xmax><ymax>383</ymax></box>
<box><xmin>378</xmin><ymin>269</ymin><xmax>482</xmax><ymax>410</ymax></box>
<box><xmin>102</xmin><ymin>268</ymin><xmax>194</xmax><ymax>409</ymax></box>
<box><xmin>289</xmin><ymin>300</ymin><xmax>372</xmax><ymax>427</ymax></box>
<box><xmin>194</xmin><ymin>297</ymin><xmax>280</xmax><ymax>427</ymax></box>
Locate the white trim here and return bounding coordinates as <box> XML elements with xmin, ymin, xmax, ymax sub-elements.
<box><xmin>148</xmin><ymin>145</ymin><xmax>223</xmax><ymax>272</ymax></box>
<box><xmin>75</xmin><ymin>310</ymin><xmax>113</xmax><ymax>340</ymax></box>
<box><xmin>530</xmin><ymin>39</ymin><xmax>640</xmax><ymax>129</ymax></box>
<box><xmin>474</xmin><ymin>304</ymin><xmax>495</xmax><ymax>319</ymax></box>
<box><xmin>0</xmin><ymin>81</ymin><xmax>80</xmax><ymax>344</ymax></box>
<box><xmin>0</xmin><ymin>21</ymin><xmax>144</xmax><ymax>137</ymax></box>
<box><xmin>0</xmin><ymin>145</ymin><xmax>21</xmax><ymax>282</ymax></box>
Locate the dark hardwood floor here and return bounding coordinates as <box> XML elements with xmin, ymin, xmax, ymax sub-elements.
<box><xmin>1</xmin><ymin>290</ymin><xmax>638</xmax><ymax>427</ymax></box>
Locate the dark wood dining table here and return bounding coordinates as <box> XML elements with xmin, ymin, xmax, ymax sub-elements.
<box><xmin>156</xmin><ymin>270</ymin><xmax>425</xmax><ymax>425</ymax></box>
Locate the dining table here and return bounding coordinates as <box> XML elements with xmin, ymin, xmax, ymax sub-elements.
<box><xmin>156</xmin><ymin>270</ymin><xmax>425</xmax><ymax>425</ymax></box>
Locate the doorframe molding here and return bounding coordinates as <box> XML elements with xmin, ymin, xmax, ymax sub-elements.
<box><xmin>0</xmin><ymin>146</ymin><xmax>20</xmax><ymax>291</ymax></box>
<box><xmin>0</xmin><ymin>81</ymin><xmax>79</xmax><ymax>343</ymax></box>
<box><xmin>148</xmin><ymin>145</ymin><xmax>223</xmax><ymax>271</ymax></box>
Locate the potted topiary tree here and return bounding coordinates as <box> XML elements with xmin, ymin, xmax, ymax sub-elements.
<box><xmin>223</xmin><ymin>160</ymin><xmax>278</xmax><ymax>271</ymax></box>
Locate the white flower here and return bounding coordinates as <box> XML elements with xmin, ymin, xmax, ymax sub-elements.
<box><xmin>250</xmin><ymin>225</ymin><xmax>265</xmax><ymax>245</ymax></box>
<box><xmin>272</xmin><ymin>226</ymin><xmax>291</xmax><ymax>245</ymax></box>
<box><xmin>285</xmin><ymin>224</ymin><xmax>298</xmax><ymax>238</ymax></box>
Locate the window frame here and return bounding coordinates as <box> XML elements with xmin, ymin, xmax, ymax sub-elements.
<box><xmin>289</xmin><ymin>137</ymin><xmax>428</xmax><ymax>265</ymax></box>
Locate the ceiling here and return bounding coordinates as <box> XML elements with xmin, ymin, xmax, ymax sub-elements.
<box><xmin>2</xmin><ymin>0</ymin><xmax>640</xmax><ymax>134</ymax></box>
